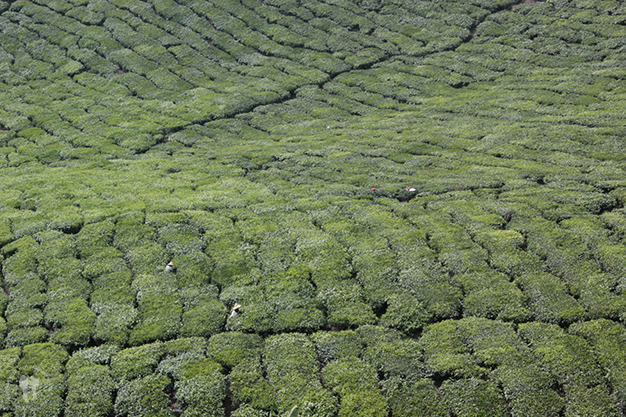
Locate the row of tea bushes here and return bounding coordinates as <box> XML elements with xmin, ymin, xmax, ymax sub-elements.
<box><xmin>2</xmin><ymin>320</ymin><xmax>626</xmax><ymax>416</ymax></box>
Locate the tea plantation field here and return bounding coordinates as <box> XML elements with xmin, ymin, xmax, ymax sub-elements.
<box><xmin>2</xmin><ymin>0</ymin><xmax>626</xmax><ymax>415</ymax></box>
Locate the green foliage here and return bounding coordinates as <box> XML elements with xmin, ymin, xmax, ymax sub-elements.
<box><xmin>45</xmin><ymin>298</ymin><xmax>95</xmax><ymax>347</ymax></box>
<box><xmin>207</xmin><ymin>332</ymin><xmax>263</xmax><ymax>368</ymax></box>
<box><xmin>310</xmin><ymin>330</ymin><xmax>362</xmax><ymax>363</ymax></box>
<box><xmin>224</xmin><ymin>268</ymin><xmax>326</xmax><ymax>333</ymax></box>
<box><xmin>316</xmin><ymin>280</ymin><xmax>375</xmax><ymax>329</ymax></box>
<box><xmin>0</xmin><ymin>348</ymin><xmax>20</xmax><ymax>383</ymax></box>
<box><xmin>110</xmin><ymin>342</ymin><xmax>165</xmax><ymax>382</ymax></box>
<box><xmin>231</xmin><ymin>404</ymin><xmax>271</xmax><ymax>417</ymax></box>
<box><xmin>1</xmin><ymin>0</ymin><xmax>626</xmax><ymax>415</ymax></box>
<box><xmin>0</xmin><ymin>382</ymin><xmax>19</xmax><ymax>413</ymax></box>
<box><xmin>363</xmin><ymin>338</ymin><xmax>425</xmax><ymax>381</ymax></box>
<box><xmin>18</xmin><ymin>343</ymin><xmax>68</xmax><ymax>378</ymax></box>
<box><xmin>229</xmin><ymin>355</ymin><xmax>276</xmax><ymax>411</ymax></box>
<box><xmin>65</xmin><ymin>344</ymin><xmax>118</xmax><ymax>375</ymax></box>
<box><xmin>489</xmin><ymin>248</ymin><xmax>545</xmax><ymax>277</ymax></box>
<box><xmin>385</xmin><ymin>378</ymin><xmax>447</xmax><ymax>417</ymax></box>
<box><xmin>129</xmin><ymin>273</ymin><xmax>183</xmax><ymax>345</ymax></box>
<box><xmin>5</xmin><ymin>327</ymin><xmax>48</xmax><ymax>349</ymax></box>
<box><xmin>322</xmin><ymin>357</ymin><xmax>379</xmax><ymax>395</ymax></box>
<box><xmin>0</xmin><ymin>219</ymin><xmax>13</xmax><ymax>247</ymax></box>
<box><xmin>126</xmin><ymin>243</ymin><xmax>169</xmax><ymax>275</ymax></box>
<box><xmin>75</xmin><ymin>219</ymin><xmax>115</xmax><ymax>257</ymax></box>
<box><xmin>115</xmin><ymin>374</ymin><xmax>173</xmax><ymax>417</ymax></box>
<box><xmin>173</xmin><ymin>251</ymin><xmax>213</xmax><ymax>287</ymax></box>
<box><xmin>563</xmin><ymin>384</ymin><xmax>621</xmax><ymax>417</ymax></box>
<box><xmin>569</xmin><ymin>319</ymin><xmax>626</xmax><ymax>407</ymax></box>
<box><xmin>13</xmin><ymin>375</ymin><xmax>65</xmax><ymax>417</ymax></box>
<box><xmin>175</xmin><ymin>372</ymin><xmax>226</xmax><ymax>417</ymax></box>
<box><xmin>322</xmin><ymin>357</ymin><xmax>389</xmax><ymax>416</ymax></box>
<box><xmin>9</xmin><ymin>343</ymin><xmax>67</xmax><ymax>416</ymax></box>
<box><xmin>65</xmin><ymin>365</ymin><xmax>115</xmax><ymax>417</ymax></box>
<box><xmin>457</xmin><ymin>271</ymin><xmax>531</xmax><ymax>322</ymax></box>
<box><xmin>491</xmin><ymin>364</ymin><xmax>564</xmax><ymax>417</ymax></box>
<box><xmin>337</xmin><ymin>391</ymin><xmax>388</xmax><ymax>417</ymax></box>
<box><xmin>420</xmin><ymin>320</ymin><xmax>486</xmax><ymax>379</ymax></box>
<box><xmin>180</xmin><ymin>287</ymin><xmax>226</xmax><ymax>338</ymax></box>
<box><xmin>91</xmin><ymin>300</ymin><xmax>137</xmax><ymax>345</ymax></box>
<box><xmin>516</xmin><ymin>273</ymin><xmax>586</xmax><ymax>325</ymax></box>
<box><xmin>264</xmin><ymin>333</ymin><xmax>337</xmax><ymax>416</ymax></box>
<box><xmin>379</xmin><ymin>292</ymin><xmax>430</xmax><ymax>334</ymax></box>
<box><xmin>441</xmin><ymin>378</ymin><xmax>508</xmax><ymax>417</ymax></box>
<box><xmin>519</xmin><ymin>322</ymin><xmax>605</xmax><ymax>387</ymax></box>
<box><xmin>397</xmin><ymin>267</ymin><xmax>462</xmax><ymax>320</ymax></box>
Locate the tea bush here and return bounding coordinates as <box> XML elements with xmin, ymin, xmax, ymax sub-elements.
<box><xmin>397</xmin><ymin>267</ymin><xmax>462</xmax><ymax>321</ymax></box>
<box><xmin>0</xmin><ymin>347</ymin><xmax>20</xmax><ymax>383</ymax></box>
<box><xmin>453</xmin><ymin>318</ymin><xmax>526</xmax><ymax>368</ymax></box>
<box><xmin>311</xmin><ymin>330</ymin><xmax>362</xmax><ymax>364</ymax></box>
<box><xmin>264</xmin><ymin>333</ymin><xmax>337</xmax><ymax>416</ymax></box>
<box><xmin>75</xmin><ymin>219</ymin><xmax>115</xmax><ymax>257</ymax></box>
<box><xmin>518</xmin><ymin>321</ymin><xmax>619</xmax><ymax>416</ymax></box>
<box><xmin>490</xmin><ymin>364</ymin><xmax>564</xmax><ymax>417</ymax></box>
<box><xmin>322</xmin><ymin>357</ymin><xmax>379</xmax><ymax>395</ymax></box>
<box><xmin>516</xmin><ymin>273</ymin><xmax>586</xmax><ymax>325</ymax></box>
<box><xmin>64</xmin><ymin>365</ymin><xmax>115</xmax><ymax>417</ymax></box>
<box><xmin>578</xmin><ymin>272</ymin><xmax>626</xmax><ymax>321</ymax></box>
<box><xmin>110</xmin><ymin>342</ymin><xmax>166</xmax><ymax>382</ymax></box>
<box><xmin>13</xmin><ymin>376</ymin><xmax>65</xmax><ymax>417</ymax></box>
<box><xmin>456</xmin><ymin>271</ymin><xmax>531</xmax><ymax>322</ymax></box>
<box><xmin>45</xmin><ymin>298</ymin><xmax>95</xmax><ymax>347</ymax></box>
<box><xmin>316</xmin><ymin>280</ymin><xmax>376</xmax><ymax>329</ymax></box>
<box><xmin>441</xmin><ymin>378</ymin><xmax>508</xmax><ymax>417</ymax></box>
<box><xmin>129</xmin><ymin>299</ymin><xmax>182</xmax><ymax>346</ymax></box>
<box><xmin>158</xmin><ymin>352</ymin><xmax>222</xmax><ymax>382</ymax></box>
<box><xmin>207</xmin><ymin>331</ymin><xmax>263</xmax><ymax>368</ymax></box>
<box><xmin>175</xmin><ymin>372</ymin><xmax>226</xmax><ymax>417</ymax></box>
<box><xmin>12</xmin><ymin>342</ymin><xmax>68</xmax><ymax>417</ymax></box>
<box><xmin>0</xmin><ymin>381</ymin><xmax>19</xmax><ymax>414</ymax></box>
<box><xmin>385</xmin><ymin>378</ymin><xmax>447</xmax><ymax>417</ymax></box>
<box><xmin>230</xmin><ymin>404</ymin><xmax>271</xmax><ymax>417</ymax></box>
<box><xmin>519</xmin><ymin>322</ymin><xmax>602</xmax><ymax>385</ymax></box>
<box><xmin>229</xmin><ymin>354</ymin><xmax>276</xmax><ymax>412</ymax></box>
<box><xmin>372</xmin><ymin>340</ymin><xmax>424</xmax><ymax>382</ymax></box>
<box><xmin>180</xmin><ymin>287</ymin><xmax>226</xmax><ymax>338</ymax></box>
<box><xmin>336</xmin><ymin>391</ymin><xmax>388</xmax><ymax>417</ymax></box>
<box><xmin>420</xmin><ymin>320</ymin><xmax>486</xmax><ymax>379</ymax></box>
<box><xmin>114</xmin><ymin>373</ymin><xmax>172</xmax><ymax>417</ymax></box>
<box><xmin>569</xmin><ymin>319</ymin><xmax>626</xmax><ymax>406</ymax></box>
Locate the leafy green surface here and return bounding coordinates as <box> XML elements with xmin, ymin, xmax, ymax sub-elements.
<box><xmin>1</xmin><ymin>0</ymin><xmax>626</xmax><ymax>415</ymax></box>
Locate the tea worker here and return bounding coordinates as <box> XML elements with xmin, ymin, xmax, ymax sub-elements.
<box><xmin>229</xmin><ymin>303</ymin><xmax>242</xmax><ymax>319</ymax></box>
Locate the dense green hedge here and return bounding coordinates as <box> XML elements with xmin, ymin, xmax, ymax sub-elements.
<box><xmin>264</xmin><ymin>333</ymin><xmax>337</xmax><ymax>416</ymax></box>
<box><xmin>519</xmin><ymin>322</ymin><xmax>620</xmax><ymax>416</ymax></box>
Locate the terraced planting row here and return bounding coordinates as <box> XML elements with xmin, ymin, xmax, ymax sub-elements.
<box><xmin>1</xmin><ymin>0</ymin><xmax>626</xmax><ymax>415</ymax></box>
<box><xmin>4</xmin><ymin>319</ymin><xmax>626</xmax><ymax>416</ymax></box>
